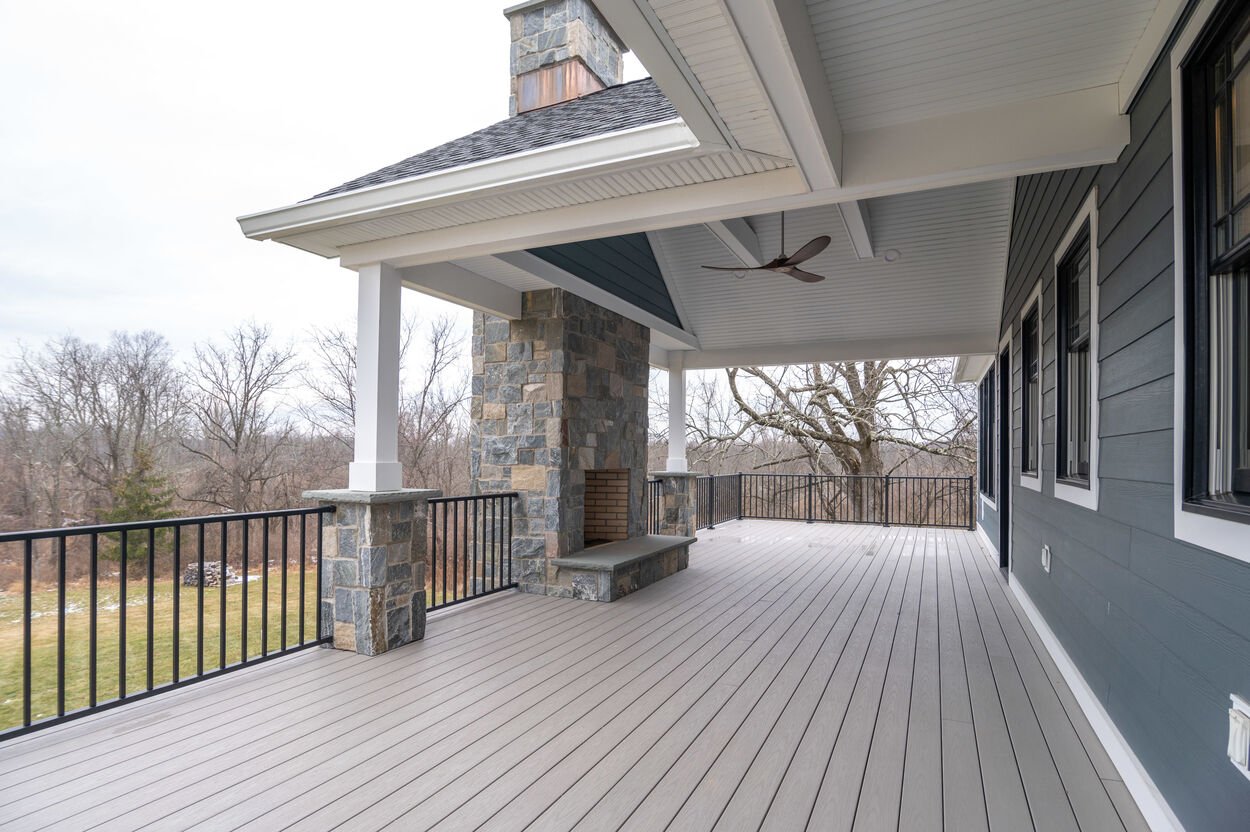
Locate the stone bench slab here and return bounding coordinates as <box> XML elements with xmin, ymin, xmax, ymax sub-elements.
<box><xmin>550</xmin><ymin>534</ymin><xmax>696</xmax><ymax>602</ymax></box>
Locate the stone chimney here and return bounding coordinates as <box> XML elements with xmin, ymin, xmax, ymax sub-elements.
<box><xmin>504</xmin><ymin>0</ymin><xmax>625</xmax><ymax>115</ymax></box>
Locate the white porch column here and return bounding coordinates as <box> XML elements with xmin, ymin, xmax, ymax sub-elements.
<box><xmin>348</xmin><ymin>263</ymin><xmax>403</xmax><ymax>491</ymax></box>
<box><xmin>666</xmin><ymin>351</ymin><xmax>688</xmax><ymax>473</ymax></box>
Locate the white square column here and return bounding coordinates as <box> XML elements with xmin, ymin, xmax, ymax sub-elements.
<box><xmin>666</xmin><ymin>351</ymin><xmax>688</xmax><ymax>473</ymax></box>
<box><xmin>348</xmin><ymin>263</ymin><xmax>403</xmax><ymax>491</ymax></box>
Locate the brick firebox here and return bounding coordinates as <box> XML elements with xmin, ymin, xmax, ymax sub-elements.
<box><xmin>584</xmin><ymin>469</ymin><xmax>630</xmax><ymax>545</ymax></box>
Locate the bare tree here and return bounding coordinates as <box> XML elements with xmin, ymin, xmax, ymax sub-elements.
<box><xmin>398</xmin><ymin>316</ymin><xmax>469</xmax><ymax>493</ymax></box>
<box><xmin>182</xmin><ymin>323</ymin><xmax>299</xmax><ymax>512</ymax></box>
<box><xmin>695</xmin><ymin>359</ymin><xmax>975</xmax><ymax>477</ymax></box>
<box><xmin>8</xmin><ymin>332</ymin><xmax>182</xmax><ymax>522</ymax></box>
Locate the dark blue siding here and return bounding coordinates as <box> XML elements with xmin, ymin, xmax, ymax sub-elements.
<box><xmin>999</xmin><ymin>47</ymin><xmax>1250</xmax><ymax>831</ymax></box>
<box><xmin>528</xmin><ymin>233</ymin><xmax>682</xmax><ymax>329</ymax></box>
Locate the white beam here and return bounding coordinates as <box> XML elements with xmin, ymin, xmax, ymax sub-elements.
<box><xmin>722</xmin><ymin>0</ymin><xmax>841</xmax><ymax>189</ymax></box>
<box><xmin>666</xmin><ymin>351</ymin><xmax>688</xmax><ymax>473</ymax></box>
<box><xmin>399</xmin><ymin>261</ymin><xmax>521</xmax><ymax>320</ymax></box>
<box><xmin>682</xmin><ymin>331</ymin><xmax>999</xmax><ymax>370</ymax></box>
<box><xmin>348</xmin><ymin>263</ymin><xmax>403</xmax><ymax>492</ymax></box>
<box><xmin>704</xmin><ymin>218</ymin><xmax>763</xmax><ymax>268</ymax></box>
<box><xmin>842</xmin><ymin>84</ymin><xmax>1130</xmax><ymax>192</ymax></box>
<box><xmin>838</xmin><ymin>202</ymin><xmax>873</xmax><ymax>260</ymax></box>
<box><xmin>648</xmin><ymin>344</ymin><xmax>671</xmax><ymax>369</ymax></box>
<box><xmin>490</xmin><ymin>251</ymin><xmax>700</xmax><ymax>349</ymax></box>
<box><xmin>593</xmin><ymin>0</ymin><xmax>735</xmax><ymax>148</ymax></box>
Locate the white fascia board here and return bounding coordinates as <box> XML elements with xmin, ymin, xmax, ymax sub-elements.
<box><xmin>237</xmin><ymin>119</ymin><xmax>702</xmax><ymax>241</ymax></box>
<box><xmin>1119</xmin><ymin>0</ymin><xmax>1187</xmax><ymax>113</ymax></box>
<box><xmin>492</xmin><ymin>251</ymin><xmax>700</xmax><ymax>350</ymax></box>
<box><xmin>703</xmin><ymin>218</ymin><xmax>763</xmax><ymax>268</ymax></box>
<box><xmin>953</xmin><ymin>353</ymin><xmax>996</xmax><ymax>384</ymax></box>
<box><xmin>399</xmin><ymin>262</ymin><xmax>522</xmax><ymax>320</ymax></box>
<box><xmin>594</xmin><ymin>0</ymin><xmax>734</xmax><ymax>147</ymax></box>
<box><xmin>841</xmin><ymin>85</ymin><xmax>1130</xmax><ymax>196</ymax></box>
<box><xmin>682</xmin><ymin>331</ymin><xmax>998</xmax><ymax>370</ymax></box>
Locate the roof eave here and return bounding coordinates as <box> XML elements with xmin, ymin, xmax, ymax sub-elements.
<box><xmin>237</xmin><ymin>118</ymin><xmax>703</xmax><ymax>245</ymax></box>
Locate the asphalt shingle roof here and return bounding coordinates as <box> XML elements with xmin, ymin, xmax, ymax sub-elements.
<box><xmin>308</xmin><ymin>78</ymin><xmax>677</xmax><ymax>201</ymax></box>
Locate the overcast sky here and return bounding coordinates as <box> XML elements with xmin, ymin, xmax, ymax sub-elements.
<box><xmin>0</xmin><ymin>0</ymin><xmax>644</xmax><ymax>369</ymax></box>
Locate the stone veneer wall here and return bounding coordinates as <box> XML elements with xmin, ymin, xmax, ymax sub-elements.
<box><xmin>470</xmin><ymin>288</ymin><xmax>649</xmax><ymax>595</ymax></box>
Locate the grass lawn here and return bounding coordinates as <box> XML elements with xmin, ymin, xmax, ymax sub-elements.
<box><xmin>0</xmin><ymin>566</ymin><xmax>321</xmax><ymax>733</ymax></box>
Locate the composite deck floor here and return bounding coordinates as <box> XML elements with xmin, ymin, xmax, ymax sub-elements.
<box><xmin>0</xmin><ymin>521</ymin><xmax>1147</xmax><ymax>832</ymax></box>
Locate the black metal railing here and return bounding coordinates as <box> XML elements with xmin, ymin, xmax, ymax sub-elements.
<box><xmin>0</xmin><ymin>506</ymin><xmax>333</xmax><ymax>740</ymax></box>
<box><xmin>428</xmin><ymin>492</ymin><xmax>518</xmax><ymax>611</ymax></box>
<box><xmin>669</xmin><ymin>473</ymin><xmax>975</xmax><ymax>532</ymax></box>
<box><xmin>695</xmin><ymin>474</ymin><xmax>742</xmax><ymax>530</ymax></box>
<box><xmin>646</xmin><ymin>479</ymin><xmax>663</xmax><ymax>534</ymax></box>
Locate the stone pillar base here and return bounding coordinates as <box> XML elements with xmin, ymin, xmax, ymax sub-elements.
<box><xmin>649</xmin><ymin>471</ymin><xmax>700</xmax><ymax>538</ymax></box>
<box><xmin>305</xmin><ymin>488</ymin><xmax>440</xmax><ymax>656</ymax></box>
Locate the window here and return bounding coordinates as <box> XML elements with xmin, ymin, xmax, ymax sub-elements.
<box><xmin>1021</xmin><ymin>301</ymin><xmax>1041</xmax><ymax>479</ymax></box>
<box><xmin>979</xmin><ymin>371</ymin><xmax>996</xmax><ymax>499</ymax></box>
<box><xmin>1057</xmin><ymin>223</ymin><xmax>1092</xmax><ymax>483</ymax></box>
<box><xmin>1183</xmin><ymin>0</ymin><xmax>1250</xmax><ymax>523</ymax></box>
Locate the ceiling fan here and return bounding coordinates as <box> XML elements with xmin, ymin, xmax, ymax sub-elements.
<box><xmin>702</xmin><ymin>212</ymin><xmax>830</xmax><ymax>283</ymax></box>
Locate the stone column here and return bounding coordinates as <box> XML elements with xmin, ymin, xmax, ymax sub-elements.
<box><xmin>649</xmin><ymin>471</ymin><xmax>699</xmax><ymax>538</ymax></box>
<box><xmin>305</xmin><ymin>488</ymin><xmax>439</xmax><ymax>656</ymax></box>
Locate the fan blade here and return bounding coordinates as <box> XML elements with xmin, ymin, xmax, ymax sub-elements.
<box><xmin>701</xmin><ymin>264</ymin><xmax>770</xmax><ymax>271</ymax></box>
<box><xmin>781</xmin><ymin>235</ymin><xmax>831</xmax><ymax>266</ymax></box>
<box><xmin>787</xmin><ymin>268</ymin><xmax>826</xmax><ymax>283</ymax></box>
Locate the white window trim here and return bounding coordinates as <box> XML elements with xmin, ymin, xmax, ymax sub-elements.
<box><xmin>1054</xmin><ymin>188</ymin><xmax>1101</xmax><ymax>511</ymax></box>
<box><xmin>976</xmin><ymin>363</ymin><xmax>999</xmax><ymax>511</ymax></box>
<box><xmin>1020</xmin><ymin>281</ymin><xmax>1043</xmax><ymax>492</ymax></box>
<box><xmin>999</xmin><ymin>328</ymin><xmax>1014</xmax><ymax>571</ymax></box>
<box><xmin>1171</xmin><ymin>0</ymin><xmax>1250</xmax><ymax>565</ymax></box>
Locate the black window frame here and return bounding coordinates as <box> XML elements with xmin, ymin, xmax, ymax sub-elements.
<box><xmin>1182</xmin><ymin>0</ymin><xmax>1250</xmax><ymax>523</ymax></box>
<box><xmin>979</xmin><ymin>371</ymin><xmax>996</xmax><ymax>499</ymax></box>
<box><xmin>1056</xmin><ymin>221</ymin><xmax>1093</xmax><ymax>486</ymax></box>
<box><xmin>1021</xmin><ymin>302</ymin><xmax>1041</xmax><ymax>478</ymax></box>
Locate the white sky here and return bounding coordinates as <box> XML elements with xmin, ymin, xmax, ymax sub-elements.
<box><xmin>0</xmin><ymin>0</ymin><xmax>645</xmax><ymax>368</ymax></box>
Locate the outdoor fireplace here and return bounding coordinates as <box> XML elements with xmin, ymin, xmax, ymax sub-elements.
<box><xmin>584</xmin><ymin>468</ymin><xmax>630</xmax><ymax>546</ymax></box>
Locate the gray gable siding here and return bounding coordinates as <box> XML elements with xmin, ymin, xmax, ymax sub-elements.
<box><xmin>998</xmin><ymin>52</ymin><xmax>1250</xmax><ymax>831</ymax></box>
<box><xmin>527</xmin><ymin>233</ymin><xmax>683</xmax><ymax>329</ymax></box>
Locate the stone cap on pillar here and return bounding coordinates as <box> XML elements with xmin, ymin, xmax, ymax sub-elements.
<box><xmin>303</xmin><ymin>488</ymin><xmax>442</xmax><ymax>505</ymax></box>
<box><xmin>648</xmin><ymin>471</ymin><xmax>702</xmax><ymax>479</ymax></box>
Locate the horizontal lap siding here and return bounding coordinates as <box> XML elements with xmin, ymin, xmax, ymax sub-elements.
<box><xmin>1000</xmin><ymin>55</ymin><xmax>1250</xmax><ymax>831</ymax></box>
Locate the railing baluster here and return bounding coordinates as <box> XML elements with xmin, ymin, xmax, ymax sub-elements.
<box><xmin>173</xmin><ymin>527</ymin><xmax>181</xmax><ymax>685</ymax></box>
<box><xmin>197</xmin><ymin>523</ymin><xmax>204</xmax><ymax>677</ymax></box>
<box><xmin>120</xmin><ymin>530</ymin><xmax>127</xmax><ymax>700</ymax></box>
<box><xmin>89</xmin><ymin>533</ymin><xmax>98</xmax><ymax>708</ymax></box>
<box><xmin>219</xmin><ymin>520</ymin><xmax>227</xmax><ymax>670</ymax></box>
<box><xmin>147</xmin><ymin>527</ymin><xmax>155</xmax><ymax>691</ymax></box>
<box><xmin>261</xmin><ymin>516</ymin><xmax>269</xmax><ymax>658</ymax></box>
<box><xmin>281</xmin><ymin>516</ymin><xmax>288</xmax><ymax>651</ymax></box>
<box><xmin>241</xmin><ymin>520</ymin><xmax>249</xmax><ymax>663</ymax></box>
<box><xmin>298</xmin><ymin>515</ymin><xmax>306</xmax><ymax>645</ymax></box>
<box><xmin>57</xmin><ymin>536</ymin><xmax>65</xmax><ymax>717</ymax></box>
<box><xmin>23</xmin><ymin>539</ymin><xmax>32</xmax><ymax>727</ymax></box>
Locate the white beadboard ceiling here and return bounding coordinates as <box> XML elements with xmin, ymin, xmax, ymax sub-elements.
<box><xmin>275</xmin><ymin>150</ymin><xmax>790</xmax><ymax>258</ymax></box>
<box><xmin>647</xmin><ymin>0</ymin><xmax>791</xmax><ymax>157</ymax></box>
<box><xmin>806</xmin><ymin>0</ymin><xmax>1160</xmax><ymax>132</ymax></box>
<box><xmin>651</xmin><ymin>179</ymin><xmax>1012</xmax><ymax>356</ymax></box>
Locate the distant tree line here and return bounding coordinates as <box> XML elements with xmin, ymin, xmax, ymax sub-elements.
<box><xmin>0</xmin><ymin>318</ymin><xmax>470</xmax><ymax>539</ymax></box>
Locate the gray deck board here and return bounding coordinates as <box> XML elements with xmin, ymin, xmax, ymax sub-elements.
<box><xmin>0</xmin><ymin>522</ymin><xmax>1144</xmax><ymax>831</ymax></box>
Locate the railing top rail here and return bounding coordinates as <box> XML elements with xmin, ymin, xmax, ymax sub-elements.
<box><xmin>0</xmin><ymin>505</ymin><xmax>337</xmax><ymax>543</ymax></box>
<box><xmin>427</xmin><ymin>492</ymin><xmax>519</xmax><ymax>505</ymax></box>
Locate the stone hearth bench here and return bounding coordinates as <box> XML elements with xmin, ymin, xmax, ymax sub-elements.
<box><xmin>550</xmin><ymin>534</ymin><xmax>696</xmax><ymax>601</ymax></box>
